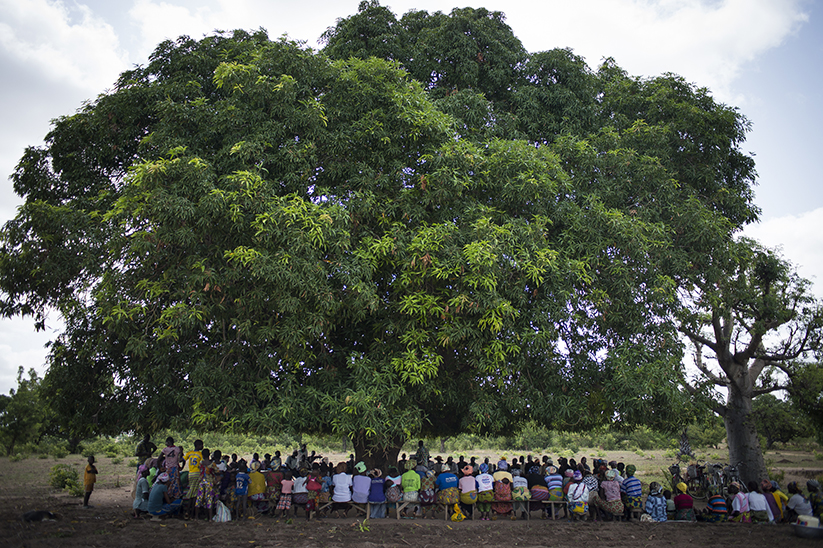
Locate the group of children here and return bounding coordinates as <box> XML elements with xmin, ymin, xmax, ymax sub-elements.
<box><xmin>127</xmin><ymin>438</ymin><xmax>822</xmax><ymax>525</ymax></box>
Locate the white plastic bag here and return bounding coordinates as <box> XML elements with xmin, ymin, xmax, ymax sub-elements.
<box><xmin>212</xmin><ymin>501</ymin><xmax>232</xmax><ymax>522</ymax></box>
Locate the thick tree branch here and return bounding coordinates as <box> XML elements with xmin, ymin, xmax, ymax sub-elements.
<box><xmin>679</xmin><ymin>326</ymin><xmax>717</xmax><ymax>354</ymax></box>
<box><xmin>751</xmin><ymin>384</ymin><xmax>786</xmax><ymax>397</ymax></box>
<box><xmin>691</xmin><ymin>342</ymin><xmax>730</xmax><ymax>388</ymax></box>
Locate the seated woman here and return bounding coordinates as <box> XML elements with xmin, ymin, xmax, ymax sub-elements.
<box><xmin>331</xmin><ymin>462</ymin><xmax>353</xmax><ymax>518</ymax></box>
<box><xmin>566</xmin><ymin>471</ymin><xmax>590</xmax><ymax>521</ymax></box>
<box><xmin>786</xmin><ymin>481</ymin><xmax>814</xmax><ymax>522</ymax></box>
<box><xmin>368</xmin><ymin>468</ymin><xmax>388</xmax><ymax>519</ymax></box>
<box><xmin>727</xmin><ymin>482</ymin><xmax>750</xmax><ymax>522</ymax></box>
<box><xmin>746</xmin><ymin>481</ymin><xmax>774</xmax><ymax>523</ymax></box>
<box><xmin>593</xmin><ymin>469</ymin><xmax>624</xmax><ymax>520</ymax></box>
<box><xmin>673</xmin><ymin>482</ymin><xmax>695</xmax><ymax>521</ymax></box>
<box><xmin>148</xmin><ymin>473</ymin><xmax>182</xmax><ymax>519</ymax></box>
<box><xmin>476</xmin><ymin>466</ymin><xmax>495</xmax><ymax>521</ymax></box>
<box><xmin>133</xmin><ymin>467</ymin><xmax>150</xmax><ymax>518</ymax></box>
<box><xmin>621</xmin><ymin>465</ymin><xmax>642</xmax><ymax>520</ymax></box>
<box><xmin>530</xmin><ymin>465</ymin><xmax>552</xmax><ymax>519</ymax></box>
<box><xmin>351</xmin><ymin>462</ymin><xmax>371</xmax><ymax>505</ymax></box>
<box><xmin>808</xmin><ymin>480</ymin><xmax>823</xmax><ymax>517</ymax></box>
<box><xmin>644</xmin><ymin>482</ymin><xmax>667</xmax><ymax>522</ymax></box>
<box><xmin>457</xmin><ymin>465</ymin><xmax>477</xmax><ymax>519</ymax></box>
<box><xmin>699</xmin><ymin>485</ymin><xmax>727</xmax><ymax>522</ymax></box>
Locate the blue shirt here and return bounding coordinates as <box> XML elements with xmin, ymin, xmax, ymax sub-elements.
<box><xmin>369</xmin><ymin>477</ymin><xmax>386</xmax><ymax>502</ymax></box>
<box><xmin>235</xmin><ymin>472</ymin><xmax>250</xmax><ymax>495</ymax></box>
<box><xmin>148</xmin><ymin>483</ymin><xmax>167</xmax><ymax>514</ymax></box>
<box><xmin>645</xmin><ymin>494</ymin><xmax>667</xmax><ymax>522</ymax></box>
<box><xmin>622</xmin><ymin>476</ymin><xmax>642</xmax><ymax>497</ymax></box>
<box><xmin>436</xmin><ymin>472</ymin><xmax>458</xmax><ymax>490</ymax></box>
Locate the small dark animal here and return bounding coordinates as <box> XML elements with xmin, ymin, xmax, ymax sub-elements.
<box><xmin>21</xmin><ymin>510</ymin><xmax>58</xmax><ymax>522</ymax></box>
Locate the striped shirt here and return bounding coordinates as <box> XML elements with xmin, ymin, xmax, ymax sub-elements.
<box><xmin>621</xmin><ymin>476</ymin><xmax>642</xmax><ymax>498</ymax></box>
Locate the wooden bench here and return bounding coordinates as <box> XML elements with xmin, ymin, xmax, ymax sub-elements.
<box><xmin>316</xmin><ymin>501</ymin><xmax>369</xmax><ymax>518</ymax></box>
<box><xmin>540</xmin><ymin>500</ymin><xmax>566</xmax><ymax>520</ymax></box>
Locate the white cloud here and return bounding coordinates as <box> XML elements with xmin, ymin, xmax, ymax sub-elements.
<box><xmin>503</xmin><ymin>0</ymin><xmax>809</xmax><ymax>103</ymax></box>
<box><xmin>0</xmin><ymin>316</ymin><xmax>55</xmax><ymax>394</ymax></box>
<box><xmin>0</xmin><ymin>0</ymin><xmax>129</xmax><ymax>93</ymax></box>
<box><xmin>120</xmin><ymin>0</ymin><xmax>809</xmax><ymax>107</ymax></box>
<box><xmin>743</xmin><ymin>207</ymin><xmax>823</xmax><ymax>298</ymax></box>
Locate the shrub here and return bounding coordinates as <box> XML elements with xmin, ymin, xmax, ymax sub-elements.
<box><xmin>52</xmin><ymin>447</ymin><xmax>68</xmax><ymax>459</ymax></box>
<box><xmin>49</xmin><ymin>464</ymin><xmax>80</xmax><ymax>490</ymax></box>
<box><xmin>9</xmin><ymin>453</ymin><xmax>24</xmax><ymax>462</ymax></box>
<box><xmin>128</xmin><ymin>458</ymin><xmax>139</xmax><ymax>467</ymax></box>
<box><xmin>111</xmin><ymin>456</ymin><xmax>123</xmax><ymax>465</ymax></box>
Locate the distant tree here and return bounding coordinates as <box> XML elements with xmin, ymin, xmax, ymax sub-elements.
<box><xmin>0</xmin><ymin>367</ymin><xmax>42</xmax><ymax>455</ymax></box>
<box><xmin>788</xmin><ymin>362</ymin><xmax>823</xmax><ymax>442</ymax></box>
<box><xmin>680</xmin><ymin>240</ymin><xmax>823</xmax><ymax>483</ymax></box>
<box><xmin>751</xmin><ymin>394</ymin><xmax>810</xmax><ymax>449</ymax></box>
<box><xmin>686</xmin><ymin>415</ymin><xmax>726</xmax><ymax>450</ymax></box>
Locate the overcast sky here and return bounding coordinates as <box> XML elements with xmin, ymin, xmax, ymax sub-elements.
<box><xmin>0</xmin><ymin>0</ymin><xmax>820</xmax><ymax>394</ymax></box>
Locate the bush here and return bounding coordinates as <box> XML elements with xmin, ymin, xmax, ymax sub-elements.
<box><xmin>111</xmin><ymin>456</ymin><xmax>123</xmax><ymax>465</ymax></box>
<box><xmin>49</xmin><ymin>464</ymin><xmax>80</xmax><ymax>490</ymax></box>
<box><xmin>52</xmin><ymin>447</ymin><xmax>68</xmax><ymax>459</ymax></box>
<box><xmin>9</xmin><ymin>453</ymin><xmax>24</xmax><ymax>462</ymax></box>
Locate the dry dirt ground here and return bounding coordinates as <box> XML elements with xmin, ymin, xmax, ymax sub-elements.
<box><xmin>1</xmin><ymin>452</ymin><xmax>820</xmax><ymax>548</ymax></box>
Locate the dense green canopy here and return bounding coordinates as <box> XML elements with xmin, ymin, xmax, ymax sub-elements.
<box><xmin>0</xmin><ymin>3</ymin><xmax>764</xmax><ymax>464</ymax></box>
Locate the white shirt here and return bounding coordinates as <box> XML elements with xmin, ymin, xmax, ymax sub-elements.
<box><xmin>332</xmin><ymin>473</ymin><xmax>352</xmax><ymax>502</ymax></box>
<box><xmin>476</xmin><ymin>473</ymin><xmax>494</xmax><ymax>492</ymax></box>
<box><xmin>748</xmin><ymin>492</ymin><xmax>774</xmax><ymax>521</ymax></box>
<box><xmin>788</xmin><ymin>493</ymin><xmax>813</xmax><ymax>516</ymax></box>
<box><xmin>293</xmin><ymin>476</ymin><xmax>308</xmax><ymax>494</ymax></box>
<box><xmin>568</xmin><ymin>482</ymin><xmax>589</xmax><ymax>503</ymax></box>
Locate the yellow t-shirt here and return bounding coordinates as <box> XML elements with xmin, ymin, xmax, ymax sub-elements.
<box><xmin>248</xmin><ymin>471</ymin><xmax>266</xmax><ymax>497</ymax></box>
<box><xmin>84</xmin><ymin>464</ymin><xmax>97</xmax><ymax>489</ymax></box>
<box><xmin>184</xmin><ymin>450</ymin><xmax>202</xmax><ymax>474</ymax></box>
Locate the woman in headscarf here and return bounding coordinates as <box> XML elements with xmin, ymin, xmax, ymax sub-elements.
<box><xmin>457</xmin><ymin>464</ymin><xmax>477</xmax><ymax>518</ymax></box>
<box><xmin>368</xmin><ymin>468</ymin><xmax>388</xmax><ymax>519</ymax></box>
<box><xmin>529</xmin><ymin>464</ymin><xmax>550</xmax><ymax>518</ymax></box>
<box><xmin>673</xmin><ymin>482</ymin><xmax>695</xmax><ymax>521</ymax></box>
<box><xmin>621</xmin><ymin>465</ymin><xmax>642</xmax><ymax>520</ymax></box>
<box><xmin>566</xmin><ymin>471</ymin><xmax>590</xmax><ymax>521</ymax></box>
<box><xmin>593</xmin><ymin>469</ymin><xmax>624</xmax><ymax>520</ymax></box>
<box><xmin>475</xmin><ymin>464</ymin><xmax>495</xmax><ymax>520</ymax></box>
<box><xmin>746</xmin><ymin>481</ymin><xmax>774</xmax><ymax>523</ymax></box>
<box><xmin>645</xmin><ymin>482</ymin><xmax>667</xmax><ymax>522</ymax></box>
<box><xmin>727</xmin><ymin>482</ymin><xmax>750</xmax><ymax>522</ymax></box>
<box><xmin>699</xmin><ymin>485</ymin><xmax>728</xmax><ymax>522</ymax></box>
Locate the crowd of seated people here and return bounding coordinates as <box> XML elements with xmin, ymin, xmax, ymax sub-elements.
<box><xmin>130</xmin><ymin>438</ymin><xmax>821</xmax><ymax>524</ymax></box>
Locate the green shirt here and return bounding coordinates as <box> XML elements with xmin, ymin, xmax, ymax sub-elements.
<box><xmin>401</xmin><ymin>469</ymin><xmax>421</xmax><ymax>492</ymax></box>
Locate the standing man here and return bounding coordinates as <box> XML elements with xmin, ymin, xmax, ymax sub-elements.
<box><xmin>135</xmin><ymin>435</ymin><xmax>157</xmax><ymax>460</ymax></box>
<box><xmin>415</xmin><ymin>441</ymin><xmax>429</xmax><ymax>470</ymax></box>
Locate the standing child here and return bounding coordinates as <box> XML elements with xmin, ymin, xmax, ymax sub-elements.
<box><xmin>194</xmin><ymin>449</ymin><xmax>218</xmax><ymax>521</ymax></box>
<box><xmin>83</xmin><ymin>455</ymin><xmax>98</xmax><ymax>508</ymax></box>
<box><xmin>277</xmin><ymin>471</ymin><xmax>294</xmax><ymax>518</ymax></box>
<box><xmin>306</xmin><ymin>465</ymin><xmax>323</xmax><ymax>521</ymax></box>
<box><xmin>235</xmin><ymin>463</ymin><xmax>250</xmax><ymax>520</ymax></box>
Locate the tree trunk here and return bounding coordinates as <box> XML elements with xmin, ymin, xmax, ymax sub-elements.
<box><xmin>725</xmin><ymin>385</ymin><xmax>768</xmax><ymax>486</ymax></box>
<box><xmin>352</xmin><ymin>435</ymin><xmax>405</xmax><ymax>472</ymax></box>
<box><xmin>67</xmin><ymin>437</ymin><xmax>82</xmax><ymax>454</ymax></box>
<box><xmin>440</xmin><ymin>437</ymin><xmax>449</xmax><ymax>454</ymax></box>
